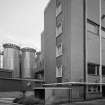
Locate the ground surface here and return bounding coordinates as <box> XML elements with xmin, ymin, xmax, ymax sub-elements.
<box><xmin>0</xmin><ymin>98</ymin><xmax>105</xmax><ymax>105</ymax></box>
<box><xmin>70</xmin><ymin>98</ymin><xmax>105</xmax><ymax>105</ymax></box>
<box><xmin>0</xmin><ymin>98</ymin><xmax>13</xmax><ymax>105</ymax></box>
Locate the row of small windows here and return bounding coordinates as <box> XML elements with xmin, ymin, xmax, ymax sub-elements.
<box><xmin>56</xmin><ymin>0</ymin><xmax>63</xmax><ymax>37</ymax></box>
<box><xmin>88</xmin><ymin>63</ymin><xmax>105</xmax><ymax>76</ymax></box>
<box><xmin>56</xmin><ymin>62</ymin><xmax>105</xmax><ymax>79</ymax></box>
<box><xmin>56</xmin><ymin>0</ymin><xmax>63</xmax><ymax>58</ymax></box>
<box><xmin>56</xmin><ymin>0</ymin><xmax>63</xmax><ymax>80</ymax></box>
<box><xmin>56</xmin><ymin>62</ymin><xmax>105</xmax><ymax>80</ymax></box>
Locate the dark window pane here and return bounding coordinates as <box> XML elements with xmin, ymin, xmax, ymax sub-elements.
<box><xmin>57</xmin><ymin>77</ymin><xmax>62</xmax><ymax>83</ymax></box>
<box><xmin>97</xmin><ymin>65</ymin><xmax>99</xmax><ymax>75</ymax></box>
<box><xmin>102</xmin><ymin>66</ymin><xmax>105</xmax><ymax>75</ymax></box>
<box><xmin>88</xmin><ymin>63</ymin><xmax>95</xmax><ymax>75</ymax></box>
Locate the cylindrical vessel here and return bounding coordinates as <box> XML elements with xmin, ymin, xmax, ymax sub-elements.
<box><xmin>0</xmin><ymin>51</ymin><xmax>4</xmax><ymax>68</ymax></box>
<box><xmin>3</xmin><ymin>43</ymin><xmax>20</xmax><ymax>78</ymax></box>
<box><xmin>21</xmin><ymin>47</ymin><xmax>36</xmax><ymax>79</ymax></box>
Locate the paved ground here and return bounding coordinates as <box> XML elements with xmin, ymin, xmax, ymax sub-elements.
<box><xmin>0</xmin><ymin>98</ymin><xmax>105</xmax><ymax>105</ymax></box>
<box><xmin>70</xmin><ymin>99</ymin><xmax>105</xmax><ymax>105</ymax></box>
<box><xmin>0</xmin><ymin>98</ymin><xmax>13</xmax><ymax>105</ymax></box>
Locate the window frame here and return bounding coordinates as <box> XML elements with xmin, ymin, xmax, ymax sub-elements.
<box><xmin>56</xmin><ymin>43</ymin><xmax>63</xmax><ymax>57</ymax></box>
<box><xmin>87</xmin><ymin>63</ymin><xmax>99</xmax><ymax>76</ymax></box>
<box><xmin>56</xmin><ymin>65</ymin><xmax>63</xmax><ymax>78</ymax></box>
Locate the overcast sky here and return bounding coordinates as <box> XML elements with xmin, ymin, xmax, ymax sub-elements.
<box><xmin>0</xmin><ymin>0</ymin><xmax>49</xmax><ymax>51</ymax></box>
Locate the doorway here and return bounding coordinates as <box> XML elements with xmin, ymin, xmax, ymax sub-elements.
<box><xmin>34</xmin><ymin>88</ymin><xmax>45</xmax><ymax>100</ymax></box>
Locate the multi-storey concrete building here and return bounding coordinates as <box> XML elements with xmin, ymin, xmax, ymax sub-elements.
<box><xmin>43</xmin><ymin>0</ymin><xmax>105</xmax><ymax>100</ymax></box>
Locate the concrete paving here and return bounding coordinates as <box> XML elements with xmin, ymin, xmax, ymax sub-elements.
<box><xmin>0</xmin><ymin>98</ymin><xmax>13</xmax><ymax>105</ymax></box>
<box><xmin>70</xmin><ymin>99</ymin><xmax>105</xmax><ymax>105</ymax></box>
<box><xmin>0</xmin><ymin>98</ymin><xmax>105</xmax><ymax>105</ymax></box>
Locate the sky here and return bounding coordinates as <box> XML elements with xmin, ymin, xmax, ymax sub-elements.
<box><xmin>0</xmin><ymin>0</ymin><xmax>49</xmax><ymax>51</ymax></box>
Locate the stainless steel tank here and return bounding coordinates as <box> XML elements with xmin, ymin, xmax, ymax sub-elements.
<box><xmin>3</xmin><ymin>43</ymin><xmax>20</xmax><ymax>78</ymax></box>
<box><xmin>21</xmin><ymin>47</ymin><xmax>36</xmax><ymax>79</ymax></box>
<box><xmin>0</xmin><ymin>50</ymin><xmax>4</xmax><ymax>68</ymax></box>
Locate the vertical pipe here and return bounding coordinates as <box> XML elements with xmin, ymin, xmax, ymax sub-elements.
<box><xmin>99</xmin><ymin>0</ymin><xmax>102</xmax><ymax>93</ymax></box>
<box><xmin>83</xmin><ymin>0</ymin><xmax>87</xmax><ymax>100</ymax></box>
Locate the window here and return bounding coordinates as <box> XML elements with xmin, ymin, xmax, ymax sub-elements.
<box><xmin>88</xmin><ymin>86</ymin><xmax>91</xmax><ymax>92</ymax></box>
<box><xmin>88</xmin><ymin>63</ymin><xmax>99</xmax><ymax>75</ymax></box>
<box><xmin>96</xmin><ymin>65</ymin><xmax>99</xmax><ymax>75</ymax></box>
<box><xmin>88</xmin><ymin>63</ymin><xmax>96</xmax><ymax>75</ymax></box>
<box><xmin>56</xmin><ymin>22</ymin><xmax>63</xmax><ymax>37</ymax></box>
<box><xmin>56</xmin><ymin>0</ymin><xmax>62</xmax><ymax>17</ymax></box>
<box><xmin>56</xmin><ymin>0</ymin><xmax>60</xmax><ymax>8</ymax></box>
<box><xmin>93</xmin><ymin>86</ymin><xmax>97</xmax><ymax>92</ymax></box>
<box><xmin>57</xmin><ymin>77</ymin><xmax>62</xmax><ymax>83</ymax></box>
<box><xmin>102</xmin><ymin>66</ymin><xmax>105</xmax><ymax>76</ymax></box>
<box><xmin>88</xmin><ymin>85</ymin><xmax>100</xmax><ymax>93</ymax></box>
<box><xmin>56</xmin><ymin>43</ymin><xmax>63</xmax><ymax>57</ymax></box>
<box><xmin>98</xmin><ymin>86</ymin><xmax>100</xmax><ymax>92</ymax></box>
<box><xmin>56</xmin><ymin>65</ymin><xmax>63</xmax><ymax>77</ymax></box>
<box><xmin>87</xmin><ymin>22</ymin><xmax>99</xmax><ymax>35</ymax></box>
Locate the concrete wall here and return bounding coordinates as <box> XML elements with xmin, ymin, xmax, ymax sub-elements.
<box><xmin>61</xmin><ymin>0</ymin><xmax>71</xmax><ymax>82</ymax></box>
<box><xmin>45</xmin><ymin>87</ymin><xmax>85</xmax><ymax>104</ymax></box>
<box><xmin>45</xmin><ymin>88</ymin><xmax>70</xmax><ymax>104</ymax></box>
<box><xmin>70</xmin><ymin>0</ymin><xmax>84</xmax><ymax>82</ymax></box>
<box><xmin>86</xmin><ymin>0</ymin><xmax>105</xmax><ymax>65</ymax></box>
<box><xmin>44</xmin><ymin>0</ymin><xmax>56</xmax><ymax>83</ymax></box>
<box><xmin>87</xmin><ymin>0</ymin><xmax>100</xmax><ymax>64</ymax></box>
<box><xmin>0</xmin><ymin>91</ymin><xmax>34</xmax><ymax>98</ymax></box>
<box><xmin>0</xmin><ymin>92</ymin><xmax>22</xmax><ymax>98</ymax></box>
<box><xmin>0</xmin><ymin>78</ymin><xmax>43</xmax><ymax>91</ymax></box>
<box><xmin>43</xmin><ymin>0</ymin><xmax>105</xmax><ymax>100</ymax></box>
<box><xmin>87</xmin><ymin>0</ymin><xmax>105</xmax><ymax>82</ymax></box>
<box><xmin>41</xmin><ymin>31</ymin><xmax>45</xmax><ymax>57</ymax></box>
<box><xmin>87</xmin><ymin>0</ymin><xmax>99</xmax><ymax>24</ymax></box>
<box><xmin>44</xmin><ymin>0</ymin><xmax>84</xmax><ymax>83</ymax></box>
<box><xmin>86</xmin><ymin>0</ymin><xmax>105</xmax><ymax>99</ymax></box>
<box><xmin>101</xmin><ymin>0</ymin><xmax>105</xmax><ymax>28</ymax></box>
<box><xmin>43</xmin><ymin>0</ymin><xmax>85</xmax><ymax>101</ymax></box>
<box><xmin>87</xmin><ymin>33</ymin><xmax>100</xmax><ymax>64</ymax></box>
<box><xmin>71</xmin><ymin>86</ymin><xmax>84</xmax><ymax>101</ymax></box>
